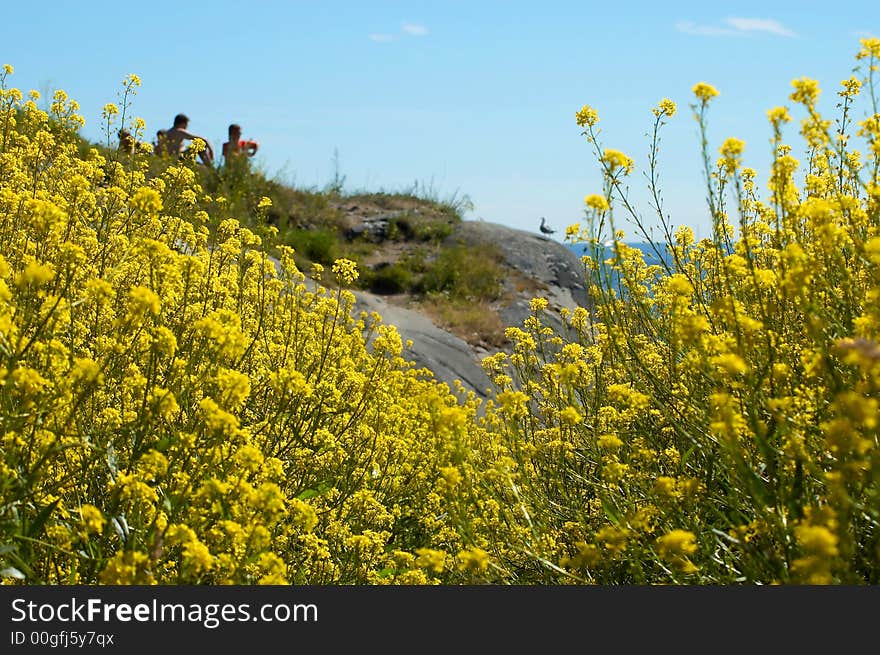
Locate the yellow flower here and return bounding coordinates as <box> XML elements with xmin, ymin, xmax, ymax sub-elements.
<box><xmin>415</xmin><ymin>548</ymin><xmax>446</xmax><ymax>573</ymax></box>
<box><xmin>15</xmin><ymin>262</ymin><xmax>54</xmax><ymax>288</ymax></box>
<box><xmin>71</xmin><ymin>357</ymin><xmax>103</xmax><ymax>385</ymax></box>
<box><xmin>496</xmin><ymin>390</ymin><xmax>531</xmax><ymax>417</ymax></box>
<box><xmin>839</xmin><ymin>77</ymin><xmax>861</xmax><ymax>98</ymax></box>
<box><xmin>137</xmin><ymin>450</ymin><xmax>169</xmax><ymax>480</ymax></box>
<box><xmin>607</xmin><ymin>384</ymin><xmax>651</xmax><ymax>410</ymax></box>
<box><xmin>215</xmin><ymin>367</ymin><xmax>251</xmax><ymax>409</ymax></box>
<box><xmin>123</xmin><ymin>73</ymin><xmax>142</xmax><ymax>88</ymax></box>
<box><xmin>666</xmin><ymin>274</ymin><xmax>694</xmax><ymax>296</ymax></box>
<box><xmin>25</xmin><ymin>198</ymin><xmax>67</xmax><ymax>233</ymax></box>
<box><xmin>584</xmin><ymin>194</ymin><xmax>610</xmax><ymax>211</ymax></box>
<box><xmin>575</xmin><ymin>104</ymin><xmax>599</xmax><ymax>127</ymax></box>
<box><xmin>234</xmin><ymin>444</ymin><xmax>265</xmax><ymax>473</ymax></box>
<box><xmin>529</xmin><ymin>297</ymin><xmax>549</xmax><ymax>312</ymax></box>
<box><xmin>439</xmin><ymin>466</ymin><xmax>462</xmax><ymax>487</ymax></box>
<box><xmin>653</xmin><ymin>98</ymin><xmax>677</xmax><ymax>117</ymax></box>
<box><xmin>127</xmin><ymin>286</ymin><xmax>161</xmax><ymax>318</ymax></box>
<box><xmin>290</xmin><ymin>498</ymin><xmax>318</xmax><ymax>532</ymax></box>
<box><xmin>256</xmin><ymin>552</ymin><xmax>288</xmax><ymax>585</ymax></box>
<box><xmin>199</xmin><ymin>397</ymin><xmax>240</xmax><ymax>434</ymax></box>
<box><xmin>595</xmin><ymin>526</ymin><xmax>629</xmax><ymax>555</ymax></box>
<box><xmin>79</xmin><ymin>504</ymin><xmax>105</xmax><ymax>534</ymax></box>
<box><xmin>249</xmin><ymin>482</ymin><xmax>287</xmax><ymax>518</ymax></box>
<box><xmin>602</xmin><ymin>149</ymin><xmax>634</xmax><ymax>174</ymax></box>
<box><xmin>457</xmin><ymin>547</ymin><xmax>490</xmax><ymax>574</ymax></box>
<box><xmin>559</xmin><ymin>406</ymin><xmax>582</xmax><ymax>425</ymax></box>
<box><xmin>795</xmin><ymin>525</ymin><xmax>838</xmax><ymax>558</ymax></box>
<box><xmin>657</xmin><ymin>530</ymin><xmax>697</xmax><ymax>556</ymax></box>
<box><xmin>182</xmin><ymin>539</ymin><xmax>214</xmax><ymax>574</ymax></box>
<box><xmin>653</xmin><ymin>477</ymin><xmax>679</xmax><ymax>499</ymax></box>
<box><xmin>99</xmin><ymin>551</ymin><xmax>155</xmax><ymax>585</ymax></box>
<box><xmin>711</xmin><ymin>353</ymin><xmax>748</xmax><ymax>376</ymax></box>
<box><xmin>656</xmin><ymin>530</ymin><xmax>699</xmax><ymax>574</ymax></box>
<box><xmin>131</xmin><ymin>187</ymin><xmax>163</xmax><ymax>216</ymax></box>
<box><xmin>790</xmin><ymin>77</ymin><xmax>820</xmax><ymax>105</ymax></box>
<box><xmin>11</xmin><ymin>367</ymin><xmax>49</xmax><ymax>395</ymax></box>
<box><xmin>857</xmin><ymin>37</ymin><xmax>880</xmax><ymax>60</ymax></box>
<box><xmin>332</xmin><ymin>258</ymin><xmax>359</xmax><ymax>284</ymax></box>
<box><xmin>597</xmin><ymin>433</ymin><xmax>623</xmax><ymax>450</ymax></box>
<box><xmin>692</xmin><ymin>82</ymin><xmax>719</xmax><ymax>102</ymax></box>
<box><xmin>564</xmin><ymin>542</ymin><xmax>601</xmax><ymax>570</ymax></box>
<box><xmin>85</xmin><ymin>278</ymin><xmax>115</xmax><ymax>303</ymax></box>
<box><xmin>719</xmin><ymin>137</ymin><xmax>745</xmax><ymax>159</ymax></box>
<box><xmin>188</xmin><ymin>137</ymin><xmax>207</xmax><ymax>154</ymax></box>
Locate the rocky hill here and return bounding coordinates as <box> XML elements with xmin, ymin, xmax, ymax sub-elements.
<box><xmin>212</xmin><ymin>172</ymin><xmax>591</xmax><ymax>402</ymax></box>
<box><xmin>332</xmin><ymin>209</ymin><xmax>590</xmax><ymax>400</ymax></box>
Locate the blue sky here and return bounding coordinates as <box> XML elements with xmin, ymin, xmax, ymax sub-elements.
<box><xmin>4</xmin><ymin>1</ymin><xmax>877</xmax><ymax>240</ymax></box>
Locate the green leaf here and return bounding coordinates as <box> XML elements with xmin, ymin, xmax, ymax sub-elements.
<box><xmin>601</xmin><ymin>497</ymin><xmax>621</xmax><ymax>525</ymax></box>
<box><xmin>26</xmin><ymin>497</ymin><xmax>61</xmax><ymax>538</ymax></box>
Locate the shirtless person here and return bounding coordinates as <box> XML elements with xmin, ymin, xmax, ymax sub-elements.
<box><xmin>159</xmin><ymin>113</ymin><xmax>214</xmax><ymax>165</ymax></box>
<box><xmin>222</xmin><ymin>123</ymin><xmax>259</xmax><ymax>162</ymax></box>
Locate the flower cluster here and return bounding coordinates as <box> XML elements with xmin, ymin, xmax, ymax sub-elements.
<box><xmin>481</xmin><ymin>40</ymin><xmax>880</xmax><ymax>584</ymax></box>
<box><xmin>0</xmin><ymin>69</ymin><xmax>507</xmax><ymax>585</ymax></box>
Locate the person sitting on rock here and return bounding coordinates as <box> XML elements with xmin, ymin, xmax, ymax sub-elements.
<box><xmin>222</xmin><ymin>123</ymin><xmax>259</xmax><ymax>163</ymax></box>
<box><xmin>158</xmin><ymin>113</ymin><xmax>214</xmax><ymax>166</ymax></box>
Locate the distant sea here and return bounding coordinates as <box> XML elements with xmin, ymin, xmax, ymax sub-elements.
<box><xmin>565</xmin><ymin>242</ymin><xmax>675</xmax><ymax>268</ymax></box>
<box><xmin>565</xmin><ymin>241</ymin><xmax>676</xmax><ymax>294</ymax></box>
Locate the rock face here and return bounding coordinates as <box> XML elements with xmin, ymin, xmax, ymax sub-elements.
<box><xmin>347</xmin><ymin>220</ymin><xmax>590</xmax><ymax>400</ymax></box>
<box><xmin>352</xmin><ymin>291</ymin><xmax>494</xmax><ymax>400</ymax></box>
<box><xmin>447</xmin><ymin>221</ymin><xmax>589</xmax><ymax>338</ymax></box>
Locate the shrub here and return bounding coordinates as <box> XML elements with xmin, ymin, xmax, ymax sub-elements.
<box><xmin>420</xmin><ymin>245</ymin><xmax>504</xmax><ymax>301</ymax></box>
<box><xmin>365</xmin><ymin>262</ymin><xmax>414</xmax><ymax>295</ymax></box>
<box><xmin>283</xmin><ymin>227</ymin><xmax>340</xmax><ymax>265</ymax></box>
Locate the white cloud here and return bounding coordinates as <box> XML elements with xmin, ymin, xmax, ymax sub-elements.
<box><xmin>675</xmin><ymin>21</ymin><xmax>739</xmax><ymax>37</ymax></box>
<box><xmin>402</xmin><ymin>23</ymin><xmax>428</xmax><ymax>36</ymax></box>
<box><xmin>725</xmin><ymin>17</ymin><xmax>796</xmax><ymax>37</ymax></box>
<box><xmin>676</xmin><ymin>17</ymin><xmax>796</xmax><ymax>38</ymax></box>
<box><xmin>369</xmin><ymin>33</ymin><xmax>394</xmax><ymax>43</ymax></box>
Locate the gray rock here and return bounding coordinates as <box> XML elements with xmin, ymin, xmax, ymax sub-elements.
<box><xmin>351</xmin><ymin>291</ymin><xmax>493</xmax><ymax>402</ymax></box>
<box><xmin>448</xmin><ymin>220</ymin><xmax>590</xmax><ymax>331</ymax></box>
<box><xmin>449</xmin><ymin>221</ymin><xmax>588</xmax><ymax>299</ymax></box>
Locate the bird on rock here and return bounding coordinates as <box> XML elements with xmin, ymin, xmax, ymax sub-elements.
<box><xmin>539</xmin><ymin>216</ymin><xmax>555</xmax><ymax>236</ymax></box>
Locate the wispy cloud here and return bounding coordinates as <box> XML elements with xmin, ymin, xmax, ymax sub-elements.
<box><xmin>726</xmin><ymin>18</ymin><xmax>796</xmax><ymax>37</ymax></box>
<box><xmin>368</xmin><ymin>33</ymin><xmax>394</xmax><ymax>43</ymax></box>
<box><xmin>402</xmin><ymin>23</ymin><xmax>428</xmax><ymax>36</ymax></box>
<box><xmin>675</xmin><ymin>21</ymin><xmax>739</xmax><ymax>37</ymax></box>
<box><xmin>676</xmin><ymin>17</ymin><xmax>796</xmax><ymax>38</ymax></box>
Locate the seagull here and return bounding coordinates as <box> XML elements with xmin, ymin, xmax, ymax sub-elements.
<box><xmin>539</xmin><ymin>217</ymin><xmax>555</xmax><ymax>236</ymax></box>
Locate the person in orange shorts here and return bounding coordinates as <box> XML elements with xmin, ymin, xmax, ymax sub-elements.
<box><xmin>222</xmin><ymin>123</ymin><xmax>259</xmax><ymax>162</ymax></box>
